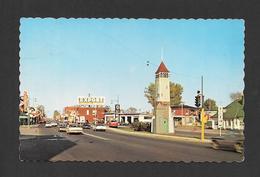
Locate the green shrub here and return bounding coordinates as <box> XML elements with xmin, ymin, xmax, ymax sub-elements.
<box><xmin>131</xmin><ymin>122</ymin><xmax>151</xmax><ymax>132</ymax></box>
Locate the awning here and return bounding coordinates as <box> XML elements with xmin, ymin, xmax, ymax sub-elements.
<box><xmin>19</xmin><ymin>115</ymin><xmax>29</xmax><ymax>119</ymax></box>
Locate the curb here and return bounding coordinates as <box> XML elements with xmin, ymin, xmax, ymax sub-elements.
<box><xmin>107</xmin><ymin>127</ymin><xmax>211</xmax><ymax>144</ymax></box>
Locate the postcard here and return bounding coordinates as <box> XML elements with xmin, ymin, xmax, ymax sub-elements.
<box><xmin>19</xmin><ymin>18</ymin><xmax>244</xmax><ymax>162</ymax></box>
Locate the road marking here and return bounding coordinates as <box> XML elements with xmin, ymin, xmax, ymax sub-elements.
<box><xmin>82</xmin><ymin>132</ymin><xmax>111</xmax><ymax>141</ymax></box>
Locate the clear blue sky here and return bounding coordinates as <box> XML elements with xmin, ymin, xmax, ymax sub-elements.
<box><xmin>19</xmin><ymin>18</ymin><xmax>244</xmax><ymax>117</ymax></box>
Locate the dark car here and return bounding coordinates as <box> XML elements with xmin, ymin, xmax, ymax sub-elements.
<box><xmin>211</xmin><ymin>130</ymin><xmax>244</xmax><ymax>153</ymax></box>
<box><xmin>82</xmin><ymin>123</ymin><xmax>91</xmax><ymax>129</ymax></box>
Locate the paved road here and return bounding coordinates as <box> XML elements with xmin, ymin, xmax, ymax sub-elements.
<box><xmin>20</xmin><ymin>127</ymin><xmax>243</xmax><ymax>162</ymax></box>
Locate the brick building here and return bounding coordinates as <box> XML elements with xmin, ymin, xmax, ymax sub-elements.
<box><xmin>171</xmin><ymin>105</ymin><xmax>200</xmax><ymax>126</ymax></box>
<box><xmin>64</xmin><ymin>106</ymin><xmax>105</xmax><ymax>123</ymax></box>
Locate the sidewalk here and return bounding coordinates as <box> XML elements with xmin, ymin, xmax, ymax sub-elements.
<box><xmin>175</xmin><ymin>126</ymin><xmax>228</xmax><ymax>135</ymax></box>
<box><xmin>108</xmin><ymin>127</ymin><xmax>211</xmax><ymax>144</ymax></box>
<box><xmin>19</xmin><ymin>125</ymin><xmax>41</xmax><ymax>136</ymax></box>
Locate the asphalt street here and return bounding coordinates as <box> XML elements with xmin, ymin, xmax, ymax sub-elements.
<box><xmin>20</xmin><ymin>127</ymin><xmax>243</xmax><ymax>162</ymax></box>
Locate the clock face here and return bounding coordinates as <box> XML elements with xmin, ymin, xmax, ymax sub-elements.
<box><xmin>115</xmin><ymin>104</ymin><xmax>120</xmax><ymax>109</ymax></box>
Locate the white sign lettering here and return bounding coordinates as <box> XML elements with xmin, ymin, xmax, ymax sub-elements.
<box><xmin>218</xmin><ymin>107</ymin><xmax>224</xmax><ymax>128</ymax></box>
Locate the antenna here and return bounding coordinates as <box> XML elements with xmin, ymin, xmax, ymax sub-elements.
<box><xmin>161</xmin><ymin>47</ymin><xmax>164</xmax><ymax>61</ymax></box>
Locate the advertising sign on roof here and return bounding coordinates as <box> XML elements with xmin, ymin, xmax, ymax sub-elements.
<box><xmin>78</xmin><ymin>96</ymin><xmax>105</xmax><ymax>106</ymax></box>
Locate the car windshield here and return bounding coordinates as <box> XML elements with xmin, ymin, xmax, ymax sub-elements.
<box><xmin>69</xmin><ymin>124</ymin><xmax>79</xmax><ymax>127</ymax></box>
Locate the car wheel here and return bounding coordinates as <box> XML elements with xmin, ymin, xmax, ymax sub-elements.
<box><xmin>234</xmin><ymin>143</ymin><xmax>243</xmax><ymax>153</ymax></box>
<box><xmin>212</xmin><ymin>141</ymin><xmax>220</xmax><ymax>150</ymax></box>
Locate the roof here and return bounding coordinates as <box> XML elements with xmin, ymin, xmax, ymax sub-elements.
<box><xmin>212</xmin><ymin>98</ymin><xmax>244</xmax><ymax>120</ymax></box>
<box><xmin>223</xmin><ymin>98</ymin><xmax>244</xmax><ymax>120</ymax></box>
<box><xmin>155</xmin><ymin>61</ymin><xmax>170</xmax><ymax>74</ymax></box>
<box><xmin>171</xmin><ymin>104</ymin><xmax>199</xmax><ymax>110</ymax></box>
<box><xmin>19</xmin><ymin>115</ymin><xmax>29</xmax><ymax>119</ymax></box>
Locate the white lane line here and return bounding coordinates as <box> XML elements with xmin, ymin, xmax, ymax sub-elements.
<box><xmin>82</xmin><ymin>132</ymin><xmax>111</xmax><ymax>141</ymax></box>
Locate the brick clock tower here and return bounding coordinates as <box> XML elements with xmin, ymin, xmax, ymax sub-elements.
<box><xmin>153</xmin><ymin>61</ymin><xmax>174</xmax><ymax>134</ymax></box>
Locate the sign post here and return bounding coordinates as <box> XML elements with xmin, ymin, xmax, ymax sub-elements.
<box><xmin>201</xmin><ymin>108</ymin><xmax>205</xmax><ymax>142</ymax></box>
<box><xmin>115</xmin><ymin>104</ymin><xmax>120</xmax><ymax>122</ymax></box>
<box><xmin>218</xmin><ymin>107</ymin><xmax>223</xmax><ymax>136</ymax></box>
<box><xmin>200</xmin><ymin>108</ymin><xmax>209</xmax><ymax>142</ymax></box>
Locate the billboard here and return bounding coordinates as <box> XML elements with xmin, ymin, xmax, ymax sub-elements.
<box><xmin>78</xmin><ymin>96</ymin><xmax>105</xmax><ymax>106</ymax></box>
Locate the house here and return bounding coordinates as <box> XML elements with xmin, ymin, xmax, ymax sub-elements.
<box><xmin>223</xmin><ymin>98</ymin><xmax>244</xmax><ymax>130</ymax></box>
<box><xmin>213</xmin><ymin>97</ymin><xmax>244</xmax><ymax>130</ymax></box>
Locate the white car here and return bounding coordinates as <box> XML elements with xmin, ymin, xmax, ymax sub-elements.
<box><xmin>58</xmin><ymin>123</ymin><xmax>67</xmax><ymax>132</ymax></box>
<box><xmin>93</xmin><ymin>124</ymin><xmax>106</xmax><ymax>131</ymax></box>
<box><xmin>45</xmin><ymin>123</ymin><xmax>52</xmax><ymax>128</ymax></box>
<box><xmin>66</xmin><ymin>124</ymin><xmax>83</xmax><ymax>134</ymax></box>
<box><xmin>50</xmin><ymin>122</ymin><xmax>58</xmax><ymax>127</ymax></box>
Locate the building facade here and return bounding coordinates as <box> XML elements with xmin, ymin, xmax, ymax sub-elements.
<box><xmin>63</xmin><ymin>96</ymin><xmax>106</xmax><ymax>123</ymax></box>
<box><xmin>171</xmin><ymin>105</ymin><xmax>200</xmax><ymax>126</ymax></box>
<box><xmin>64</xmin><ymin>106</ymin><xmax>105</xmax><ymax>123</ymax></box>
<box><xmin>104</xmin><ymin>113</ymin><xmax>153</xmax><ymax>124</ymax></box>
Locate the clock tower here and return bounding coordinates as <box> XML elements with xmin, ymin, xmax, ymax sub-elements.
<box><xmin>153</xmin><ymin>61</ymin><xmax>174</xmax><ymax>134</ymax></box>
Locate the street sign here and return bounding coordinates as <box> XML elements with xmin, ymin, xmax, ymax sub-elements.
<box><xmin>218</xmin><ymin>107</ymin><xmax>224</xmax><ymax>128</ymax></box>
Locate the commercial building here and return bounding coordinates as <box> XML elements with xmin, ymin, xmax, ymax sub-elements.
<box><xmin>171</xmin><ymin>105</ymin><xmax>200</xmax><ymax>126</ymax></box>
<box><xmin>19</xmin><ymin>90</ymin><xmax>45</xmax><ymax>125</ymax></box>
<box><xmin>64</xmin><ymin>106</ymin><xmax>105</xmax><ymax>123</ymax></box>
<box><xmin>63</xmin><ymin>96</ymin><xmax>106</xmax><ymax>123</ymax></box>
<box><xmin>104</xmin><ymin>113</ymin><xmax>153</xmax><ymax>124</ymax></box>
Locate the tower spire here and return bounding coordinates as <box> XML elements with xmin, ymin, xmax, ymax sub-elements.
<box><xmin>161</xmin><ymin>47</ymin><xmax>164</xmax><ymax>61</ymax></box>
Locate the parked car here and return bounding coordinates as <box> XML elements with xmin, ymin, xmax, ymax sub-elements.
<box><xmin>93</xmin><ymin>123</ymin><xmax>106</xmax><ymax>131</ymax></box>
<box><xmin>58</xmin><ymin>123</ymin><xmax>67</xmax><ymax>132</ymax></box>
<box><xmin>211</xmin><ymin>130</ymin><xmax>244</xmax><ymax>153</ymax></box>
<box><xmin>82</xmin><ymin>123</ymin><xmax>91</xmax><ymax>129</ymax></box>
<box><xmin>45</xmin><ymin>123</ymin><xmax>52</xmax><ymax>128</ymax></box>
<box><xmin>120</xmin><ymin>122</ymin><xmax>129</xmax><ymax>126</ymax></box>
<box><xmin>39</xmin><ymin>120</ymin><xmax>46</xmax><ymax>124</ymax></box>
<box><xmin>108</xmin><ymin>120</ymin><xmax>119</xmax><ymax>128</ymax></box>
<box><xmin>50</xmin><ymin>122</ymin><xmax>58</xmax><ymax>127</ymax></box>
<box><xmin>66</xmin><ymin>124</ymin><xmax>83</xmax><ymax>134</ymax></box>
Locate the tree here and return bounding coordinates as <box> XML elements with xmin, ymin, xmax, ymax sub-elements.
<box><xmin>230</xmin><ymin>92</ymin><xmax>243</xmax><ymax>101</ymax></box>
<box><xmin>170</xmin><ymin>82</ymin><xmax>183</xmax><ymax>106</ymax></box>
<box><xmin>126</xmin><ymin>107</ymin><xmax>138</xmax><ymax>113</ymax></box>
<box><xmin>203</xmin><ymin>98</ymin><xmax>218</xmax><ymax>111</ymax></box>
<box><xmin>144</xmin><ymin>83</ymin><xmax>157</xmax><ymax>108</ymax></box>
<box><xmin>53</xmin><ymin>110</ymin><xmax>60</xmax><ymax>119</ymax></box>
<box><xmin>144</xmin><ymin>82</ymin><xmax>183</xmax><ymax>109</ymax></box>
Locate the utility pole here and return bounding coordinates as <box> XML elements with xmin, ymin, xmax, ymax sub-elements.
<box><xmin>201</xmin><ymin>76</ymin><xmax>204</xmax><ymax>108</ymax></box>
<box><xmin>200</xmin><ymin>75</ymin><xmax>206</xmax><ymax>142</ymax></box>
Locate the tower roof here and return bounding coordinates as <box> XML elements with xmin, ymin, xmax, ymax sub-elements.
<box><xmin>155</xmin><ymin>61</ymin><xmax>170</xmax><ymax>74</ymax></box>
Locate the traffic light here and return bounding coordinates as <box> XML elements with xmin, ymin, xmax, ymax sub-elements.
<box><xmin>195</xmin><ymin>95</ymin><xmax>201</xmax><ymax>107</ymax></box>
